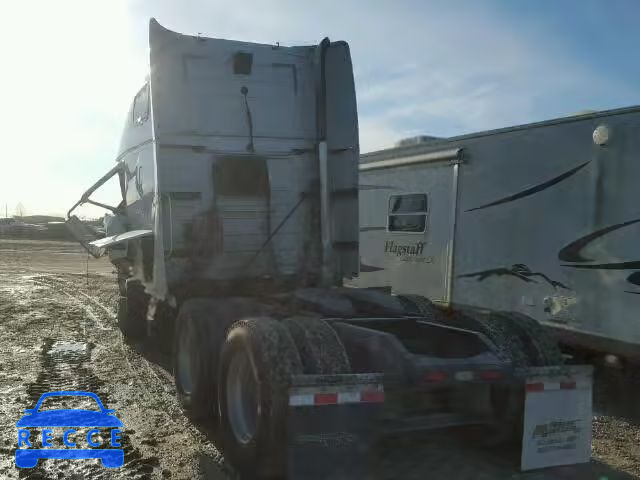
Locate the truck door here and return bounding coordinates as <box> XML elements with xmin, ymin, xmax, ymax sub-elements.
<box><xmin>359</xmin><ymin>150</ymin><xmax>460</xmax><ymax>305</ymax></box>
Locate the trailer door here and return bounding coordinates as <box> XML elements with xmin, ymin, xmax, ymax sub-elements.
<box><xmin>359</xmin><ymin>149</ymin><xmax>461</xmax><ymax>305</ymax></box>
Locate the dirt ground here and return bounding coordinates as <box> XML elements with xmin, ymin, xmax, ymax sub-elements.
<box><xmin>0</xmin><ymin>239</ymin><xmax>638</xmax><ymax>479</ymax></box>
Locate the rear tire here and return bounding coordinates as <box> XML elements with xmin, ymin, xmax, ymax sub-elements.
<box><xmin>283</xmin><ymin>316</ymin><xmax>351</xmax><ymax>374</ymax></box>
<box><xmin>495</xmin><ymin>311</ymin><xmax>564</xmax><ymax>366</ymax></box>
<box><xmin>450</xmin><ymin>308</ymin><xmax>531</xmax><ymax>367</ymax></box>
<box><xmin>397</xmin><ymin>294</ymin><xmax>445</xmax><ymax>323</ymax></box>
<box><xmin>174</xmin><ymin>300</ymin><xmax>212</xmax><ymax>421</ymax></box>
<box><xmin>477</xmin><ymin>311</ymin><xmax>563</xmax><ymax>445</ymax></box>
<box><xmin>117</xmin><ymin>279</ymin><xmax>147</xmax><ymax>342</ymax></box>
<box><xmin>218</xmin><ymin>317</ymin><xmax>302</xmax><ymax>478</ymax></box>
<box><xmin>173</xmin><ymin>298</ymin><xmax>266</xmax><ymax>424</ymax></box>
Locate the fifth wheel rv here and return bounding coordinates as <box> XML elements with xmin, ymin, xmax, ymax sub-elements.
<box><xmin>355</xmin><ymin>107</ymin><xmax>640</xmax><ymax>365</ymax></box>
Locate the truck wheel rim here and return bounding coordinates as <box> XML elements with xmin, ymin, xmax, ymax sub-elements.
<box><xmin>177</xmin><ymin>326</ymin><xmax>193</xmax><ymax>395</ymax></box>
<box><xmin>227</xmin><ymin>352</ymin><xmax>258</xmax><ymax>444</ymax></box>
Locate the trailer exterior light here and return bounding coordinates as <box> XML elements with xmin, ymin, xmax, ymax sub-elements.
<box><xmin>477</xmin><ymin>370</ymin><xmax>503</xmax><ymax>381</ymax></box>
<box><xmin>423</xmin><ymin>371</ymin><xmax>448</xmax><ymax>382</ymax></box>
<box><xmin>593</xmin><ymin>125</ymin><xmax>609</xmax><ymax>145</ymax></box>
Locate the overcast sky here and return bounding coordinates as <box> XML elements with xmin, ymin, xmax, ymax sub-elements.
<box><xmin>1</xmin><ymin>0</ymin><xmax>638</xmax><ymax>216</ymax></box>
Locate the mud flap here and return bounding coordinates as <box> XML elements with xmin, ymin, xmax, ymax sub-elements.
<box><xmin>519</xmin><ymin>365</ymin><xmax>593</xmax><ymax>470</ymax></box>
<box><xmin>287</xmin><ymin>373</ymin><xmax>384</xmax><ymax>480</ymax></box>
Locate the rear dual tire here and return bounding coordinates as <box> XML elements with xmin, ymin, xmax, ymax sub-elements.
<box><xmin>282</xmin><ymin>316</ymin><xmax>351</xmax><ymax>374</ymax></box>
<box><xmin>173</xmin><ymin>298</ymin><xmax>264</xmax><ymax>422</ymax></box>
<box><xmin>217</xmin><ymin>316</ymin><xmax>351</xmax><ymax>477</ymax></box>
<box><xmin>494</xmin><ymin>310</ymin><xmax>564</xmax><ymax>366</ymax></box>
<box><xmin>174</xmin><ymin>301</ymin><xmax>212</xmax><ymax>421</ymax></box>
<box><xmin>478</xmin><ymin>310</ymin><xmax>564</xmax><ymax>445</ymax></box>
<box><xmin>218</xmin><ymin>317</ymin><xmax>303</xmax><ymax>478</ymax></box>
<box><xmin>174</xmin><ymin>309</ymin><xmax>351</xmax><ymax>478</ymax></box>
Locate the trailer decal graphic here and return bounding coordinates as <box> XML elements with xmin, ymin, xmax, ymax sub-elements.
<box><xmin>561</xmin><ymin>260</ymin><xmax>640</xmax><ymax>270</ymax></box>
<box><xmin>561</xmin><ymin>261</ymin><xmax>640</xmax><ymax>293</ymax></box>
<box><xmin>557</xmin><ymin>218</ymin><xmax>640</xmax><ymax>294</ymax></box>
<box><xmin>558</xmin><ymin>217</ymin><xmax>640</xmax><ymax>262</ymax></box>
<box><xmin>384</xmin><ymin>240</ymin><xmax>425</xmax><ymax>257</ymax></box>
<box><xmin>625</xmin><ymin>272</ymin><xmax>640</xmax><ymax>295</ymax></box>
<box><xmin>627</xmin><ymin>271</ymin><xmax>640</xmax><ymax>294</ymax></box>
<box><xmin>628</xmin><ymin>272</ymin><xmax>640</xmax><ymax>286</ymax></box>
<box><xmin>458</xmin><ymin>263</ymin><xmax>569</xmax><ymax>289</ymax></box>
<box><xmin>466</xmin><ymin>161</ymin><xmax>590</xmax><ymax>212</ymax></box>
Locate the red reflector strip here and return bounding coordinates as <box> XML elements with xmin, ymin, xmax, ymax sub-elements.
<box><xmin>314</xmin><ymin>393</ymin><xmax>338</xmax><ymax>405</ymax></box>
<box><xmin>361</xmin><ymin>391</ymin><xmax>385</xmax><ymax>403</ymax></box>
<box><xmin>423</xmin><ymin>371</ymin><xmax>448</xmax><ymax>382</ymax></box>
<box><xmin>525</xmin><ymin>382</ymin><xmax>545</xmax><ymax>392</ymax></box>
<box><xmin>290</xmin><ymin>386</ymin><xmax>385</xmax><ymax>406</ymax></box>
<box><xmin>526</xmin><ymin>381</ymin><xmax>579</xmax><ymax>392</ymax></box>
<box><xmin>477</xmin><ymin>370</ymin><xmax>503</xmax><ymax>381</ymax></box>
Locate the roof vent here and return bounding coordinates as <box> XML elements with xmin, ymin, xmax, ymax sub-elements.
<box><xmin>567</xmin><ymin>109</ymin><xmax>597</xmax><ymax>117</ymax></box>
<box><xmin>395</xmin><ymin>135</ymin><xmax>441</xmax><ymax>148</ymax></box>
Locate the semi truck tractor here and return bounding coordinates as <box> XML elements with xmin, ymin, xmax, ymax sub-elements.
<box><xmin>66</xmin><ymin>19</ymin><xmax>593</xmax><ymax>479</ymax></box>
<box><xmin>355</xmin><ymin>108</ymin><xmax>640</xmax><ymax>367</ymax></box>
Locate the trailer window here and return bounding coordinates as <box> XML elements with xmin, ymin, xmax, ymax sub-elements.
<box><xmin>132</xmin><ymin>83</ymin><xmax>150</xmax><ymax>125</ymax></box>
<box><xmin>388</xmin><ymin>194</ymin><xmax>427</xmax><ymax>233</ymax></box>
<box><xmin>390</xmin><ymin>194</ymin><xmax>427</xmax><ymax>213</ymax></box>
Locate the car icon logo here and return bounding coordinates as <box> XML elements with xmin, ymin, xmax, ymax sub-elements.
<box><xmin>15</xmin><ymin>391</ymin><xmax>124</xmax><ymax>468</ymax></box>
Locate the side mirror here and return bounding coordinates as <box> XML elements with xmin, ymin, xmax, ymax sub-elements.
<box><xmin>23</xmin><ymin>409</ymin><xmax>34</xmax><ymax>414</ymax></box>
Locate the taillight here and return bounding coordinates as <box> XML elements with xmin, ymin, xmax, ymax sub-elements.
<box><xmin>477</xmin><ymin>370</ymin><xmax>503</xmax><ymax>381</ymax></box>
<box><xmin>423</xmin><ymin>371</ymin><xmax>448</xmax><ymax>383</ymax></box>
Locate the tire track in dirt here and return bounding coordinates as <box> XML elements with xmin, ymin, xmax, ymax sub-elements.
<box><xmin>30</xmin><ymin>275</ymin><xmax>181</xmax><ymax>425</ymax></box>
<box><xmin>7</xmin><ymin>276</ymin><xmax>160</xmax><ymax>479</ymax></box>
<box><xmin>24</xmin><ymin>273</ymin><xmax>233</xmax><ymax>479</ymax></box>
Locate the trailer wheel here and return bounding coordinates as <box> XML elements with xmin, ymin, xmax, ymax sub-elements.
<box><xmin>475</xmin><ymin>311</ymin><xmax>565</xmax><ymax>446</ymax></box>
<box><xmin>118</xmin><ymin>279</ymin><xmax>148</xmax><ymax>342</ymax></box>
<box><xmin>397</xmin><ymin>296</ymin><xmax>530</xmax><ymax>367</ymax></box>
<box><xmin>455</xmin><ymin>309</ymin><xmax>531</xmax><ymax>367</ymax></box>
<box><xmin>444</xmin><ymin>309</ymin><xmax>531</xmax><ymax>445</ymax></box>
<box><xmin>397</xmin><ymin>294</ymin><xmax>445</xmax><ymax>322</ymax></box>
<box><xmin>218</xmin><ymin>317</ymin><xmax>302</xmax><ymax>478</ymax></box>
<box><xmin>496</xmin><ymin>311</ymin><xmax>564</xmax><ymax>366</ymax></box>
<box><xmin>283</xmin><ymin>316</ymin><xmax>351</xmax><ymax>374</ymax></box>
<box><xmin>475</xmin><ymin>310</ymin><xmax>528</xmax><ymax>445</ymax></box>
